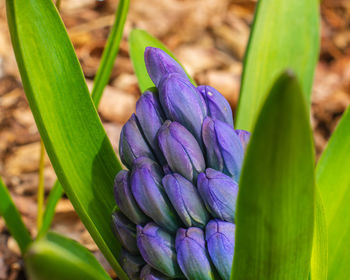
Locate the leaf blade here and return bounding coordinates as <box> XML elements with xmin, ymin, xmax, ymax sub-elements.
<box><xmin>39</xmin><ymin>0</ymin><xmax>129</xmax><ymax>237</ymax></box>
<box><xmin>232</xmin><ymin>72</ymin><xmax>315</xmax><ymax>280</ymax></box>
<box><xmin>0</xmin><ymin>177</ymin><xmax>32</xmax><ymax>254</ymax></box>
<box><xmin>236</xmin><ymin>0</ymin><xmax>320</xmax><ymax>131</ymax></box>
<box><xmin>317</xmin><ymin>106</ymin><xmax>350</xmax><ymax>279</ymax></box>
<box><xmin>6</xmin><ymin>0</ymin><xmax>127</xmax><ymax>278</ymax></box>
<box><xmin>25</xmin><ymin>232</ymin><xmax>111</xmax><ymax>280</ymax></box>
<box><xmin>129</xmin><ymin>29</ymin><xmax>196</xmax><ymax>92</ymax></box>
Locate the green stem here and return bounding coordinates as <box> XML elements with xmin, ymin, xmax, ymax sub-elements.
<box><xmin>91</xmin><ymin>0</ymin><xmax>130</xmax><ymax>104</ymax></box>
<box><xmin>37</xmin><ymin>139</ymin><xmax>45</xmax><ymax>231</ymax></box>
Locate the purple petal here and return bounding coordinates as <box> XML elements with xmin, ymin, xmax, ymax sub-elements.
<box><xmin>158</xmin><ymin>73</ymin><xmax>207</xmax><ymax>146</ymax></box>
<box><xmin>137</xmin><ymin>223</ymin><xmax>182</xmax><ymax>278</ymax></box>
<box><xmin>158</xmin><ymin>121</ymin><xmax>205</xmax><ymax>182</ymax></box>
<box><xmin>197</xmin><ymin>169</ymin><xmax>238</xmax><ymax>223</ymax></box>
<box><xmin>144</xmin><ymin>47</ymin><xmax>188</xmax><ymax>87</ymax></box>
<box><xmin>197</xmin><ymin>85</ymin><xmax>234</xmax><ymax>127</ymax></box>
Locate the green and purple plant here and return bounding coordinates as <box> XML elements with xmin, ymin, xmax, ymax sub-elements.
<box><xmin>1</xmin><ymin>0</ymin><xmax>350</xmax><ymax>279</ymax></box>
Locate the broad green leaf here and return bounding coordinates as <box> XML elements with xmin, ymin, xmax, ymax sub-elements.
<box><xmin>25</xmin><ymin>232</ymin><xmax>111</xmax><ymax>280</ymax></box>
<box><xmin>39</xmin><ymin>0</ymin><xmax>129</xmax><ymax>237</ymax></box>
<box><xmin>236</xmin><ymin>0</ymin><xmax>320</xmax><ymax>131</ymax></box>
<box><xmin>232</xmin><ymin>72</ymin><xmax>315</xmax><ymax>280</ymax></box>
<box><xmin>6</xmin><ymin>0</ymin><xmax>127</xmax><ymax>278</ymax></box>
<box><xmin>310</xmin><ymin>189</ymin><xmax>328</xmax><ymax>280</ymax></box>
<box><xmin>0</xmin><ymin>177</ymin><xmax>32</xmax><ymax>253</ymax></box>
<box><xmin>38</xmin><ymin>181</ymin><xmax>64</xmax><ymax>239</ymax></box>
<box><xmin>317</xmin><ymin>106</ymin><xmax>350</xmax><ymax>279</ymax></box>
<box><xmin>129</xmin><ymin>29</ymin><xmax>196</xmax><ymax>92</ymax></box>
<box><xmin>91</xmin><ymin>0</ymin><xmax>129</xmax><ymax>105</ymax></box>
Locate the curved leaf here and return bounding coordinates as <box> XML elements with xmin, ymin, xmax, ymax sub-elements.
<box><xmin>0</xmin><ymin>177</ymin><xmax>32</xmax><ymax>253</ymax></box>
<box><xmin>236</xmin><ymin>0</ymin><xmax>320</xmax><ymax>131</ymax></box>
<box><xmin>129</xmin><ymin>29</ymin><xmax>195</xmax><ymax>92</ymax></box>
<box><xmin>317</xmin><ymin>106</ymin><xmax>350</xmax><ymax>279</ymax></box>
<box><xmin>6</xmin><ymin>0</ymin><xmax>127</xmax><ymax>278</ymax></box>
<box><xmin>25</xmin><ymin>232</ymin><xmax>111</xmax><ymax>280</ymax></box>
<box><xmin>232</xmin><ymin>72</ymin><xmax>315</xmax><ymax>280</ymax></box>
<box><xmin>39</xmin><ymin>0</ymin><xmax>129</xmax><ymax>238</ymax></box>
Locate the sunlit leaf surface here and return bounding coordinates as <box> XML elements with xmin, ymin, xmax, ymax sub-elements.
<box><xmin>232</xmin><ymin>72</ymin><xmax>315</xmax><ymax>280</ymax></box>
<box><xmin>6</xmin><ymin>0</ymin><xmax>127</xmax><ymax>278</ymax></box>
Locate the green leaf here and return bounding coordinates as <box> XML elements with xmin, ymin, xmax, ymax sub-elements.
<box><xmin>6</xmin><ymin>0</ymin><xmax>127</xmax><ymax>278</ymax></box>
<box><xmin>317</xmin><ymin>106</ymin><xmax>350</xmax><ymax>279</ymax></box>
<box><xmin>39</xmin><ymin>0</ymin><xmax>129</xmax><ymax>238</ymax></box>
<box><xmin>38</xmin><ymin>181</ymin><xmax>64</xmax><ymax>239</ymax></box>
<box><xmin>310</xmin><ymin>189</ymin><xmax>328</xmax><ymax>280</ymax></box>
<box><xmin>235</xmin><ymin>0</ymin><xmax>320</xmax><ymax>131</ymax></box>
<box><xmin>25</xmin><ymin>232</ymin><xmax>111</xmax><ymax>280</ymax></box>
<box><xmin>0</xmin><ymin>177</ymin><xmax>32</xmax><ymax>254</ymax></box>
<box><xmin>91</xmin><ymin>0</ymin><xmax>129</xmax><ymax>105</ymax></box>
<box><xmin>129</xmin><ymin>29</ymin><xmax>196</xmax><ymax>92</ymax></box>
<box><xmin>232</xmin><ymin>72</ymin><xmax>315</xmax><ymax>280</ymax></box>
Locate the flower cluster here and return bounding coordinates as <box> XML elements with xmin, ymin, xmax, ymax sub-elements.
<box><xmin>113</xmin><ymin>47</ymin><xmax>250</xmax><ymax>280</ymax></box>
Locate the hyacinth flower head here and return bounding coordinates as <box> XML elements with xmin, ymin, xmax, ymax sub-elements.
<box><xmin>113</xmin><ymin>46</ymin><xmax>250</xmax><ymax>280</ymax></box>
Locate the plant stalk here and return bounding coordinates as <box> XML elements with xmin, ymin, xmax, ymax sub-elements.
<box><xmin>37</xmin><ymin>139</ymin><xmax>46</xmax><ymax>231</ymax></box>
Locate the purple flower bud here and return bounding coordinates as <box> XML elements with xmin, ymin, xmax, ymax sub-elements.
<box><xmin>202</xmin><ymin>117</ymin><xmax>244</xmax><ymax>181</ymax></box>
<box><xmin>158</xmin><ymin>73</ymin><xmax>207</xmax><ymax>146</ymax></box>
<box><xmin>197</xmin><ymin>85</ymin><xmax>234</xmax><ymax>127</ymax></box>
<box><xmin>131</xmin><ymin>157</ymin><xmax>181</xmax><ymax>232</ymax></box>
<box><xmin>158</xmin><ymin>121</ymin><xmax>205</xmax><ymax>182</ymax></box>
<box><xmin>136</xmin><ymin>91</ymin><xmax>166</xmax><ymax>164</ymax></box>
<box><xmin>175</xmin><ymin>227</ymin><xmax>216</xmax><ymax>280</ymax></box>
<box><xmin>140</xmin><ymin>265</ymin><xmax>172</xmax><ymax>280</ymax></box>
<box><xmin>197</xmin><ymin>169</ymin><xmax>238</xmax><ymax>223</ymax></box>
<box><xmin>205</xmin><ymin>219</ymin><xmax>235</xmax><ymax>280</ymax></box>
<box><xmin>119</xmin><ymin>114</ymin><xmax>155</xmax><ymax>169</ymax></box>
<box><xmin>114</xmin><ymin>170</ymin><xmax>149</xmax><ymax>224</ymax></box>
<box><xmin>137</xmin><ymin>223</ymin><xmax>183</xmax><ymax>278</ymax></box>
<box><xmin>118</xmin><ymin>249</ymin><xmax>145</xmax><ymax>280</ymax></box>
<box><xmin>162</xmin><ymin>173</ymin><xmax>209</xmax><ymax>228</ymax></box>
<box><xmin>112</xmin><ymin>211</ymin><xmax>138</xmax><ymax>255</ymax></box>
<box><xmin>235</xmin><ymin>129</ymin><xmax>251</xmax><ymax>151</ymax></box>
<box><xmin>144</xmin><ymin>47</ymin><xmax>188</xmax><ymax>87</ymax></box>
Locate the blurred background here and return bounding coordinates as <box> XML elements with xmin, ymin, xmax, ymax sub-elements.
<box><xmin>0</xmin><ymin>0</ymin><xmax>349</xmax><ymax>278</ymax></box>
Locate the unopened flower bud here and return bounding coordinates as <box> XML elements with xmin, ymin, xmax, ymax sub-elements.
<box><xmin>119</xmin><ymin>114</ymin><xmax>155</xmax><ymax>169</ymax></box>
<box><xmin>158</xmin><ymin>73</ymin><xmax>207</xmax><ymax>146</ymax></box>
<box><xmin>175</xmin><ymin>227</ymin><xmax>216</xmax><ymax>280</ymax></box>
<box><xmin>137</xmin><ymin>223</ymin><xmax>183</xmax><ymax>278</ymax></box>
<box><xmin>197</xmin><ymin>85</ymin><xmax>233</xmax><ymax>127</ymax></box>
<box><xmin>202</xmin><ymin>117</ymin><xmax>243</xmax><ymax>181</ymax></box>
<box><xmin>136</xmin><ymin>91</ymin><xmax>166</xmax><ymax>163</ymax></box>
<box><xmin>205</xmin><ymin>219</ymin><xmax>235</xmax><ymax>280</ymax></box>
<box><xmin>112</xmin><ymin>211</ymin><xmax>138</xmax><ymax>254</ymax></box>
<box><xmin>114</xmin><ymin>170</ymin><xmax>149</xmax><ymax>225</ymax></box>
<box><xmin>197</xmin><ymin>168</ymin><xmax>238</xmax><ymax>223</ymax></box>
<box><xmin>144</xmin><ymin>47</ymin><xmax>188</xmax><ymax>87</ymax></box>
<box><xmin>131</xmin><ymin>157</ymin><xmax>181</xmax><ymax>232</ymax></box>
<box><xmin>162</xmin><ymin>173</ymin><xmax>209</xmax><ymax>228</ymax></box>
<box><xmin>158</xmin><ymin>121</ymin><xmax>205</xmax><ymax>182</ymax></box>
